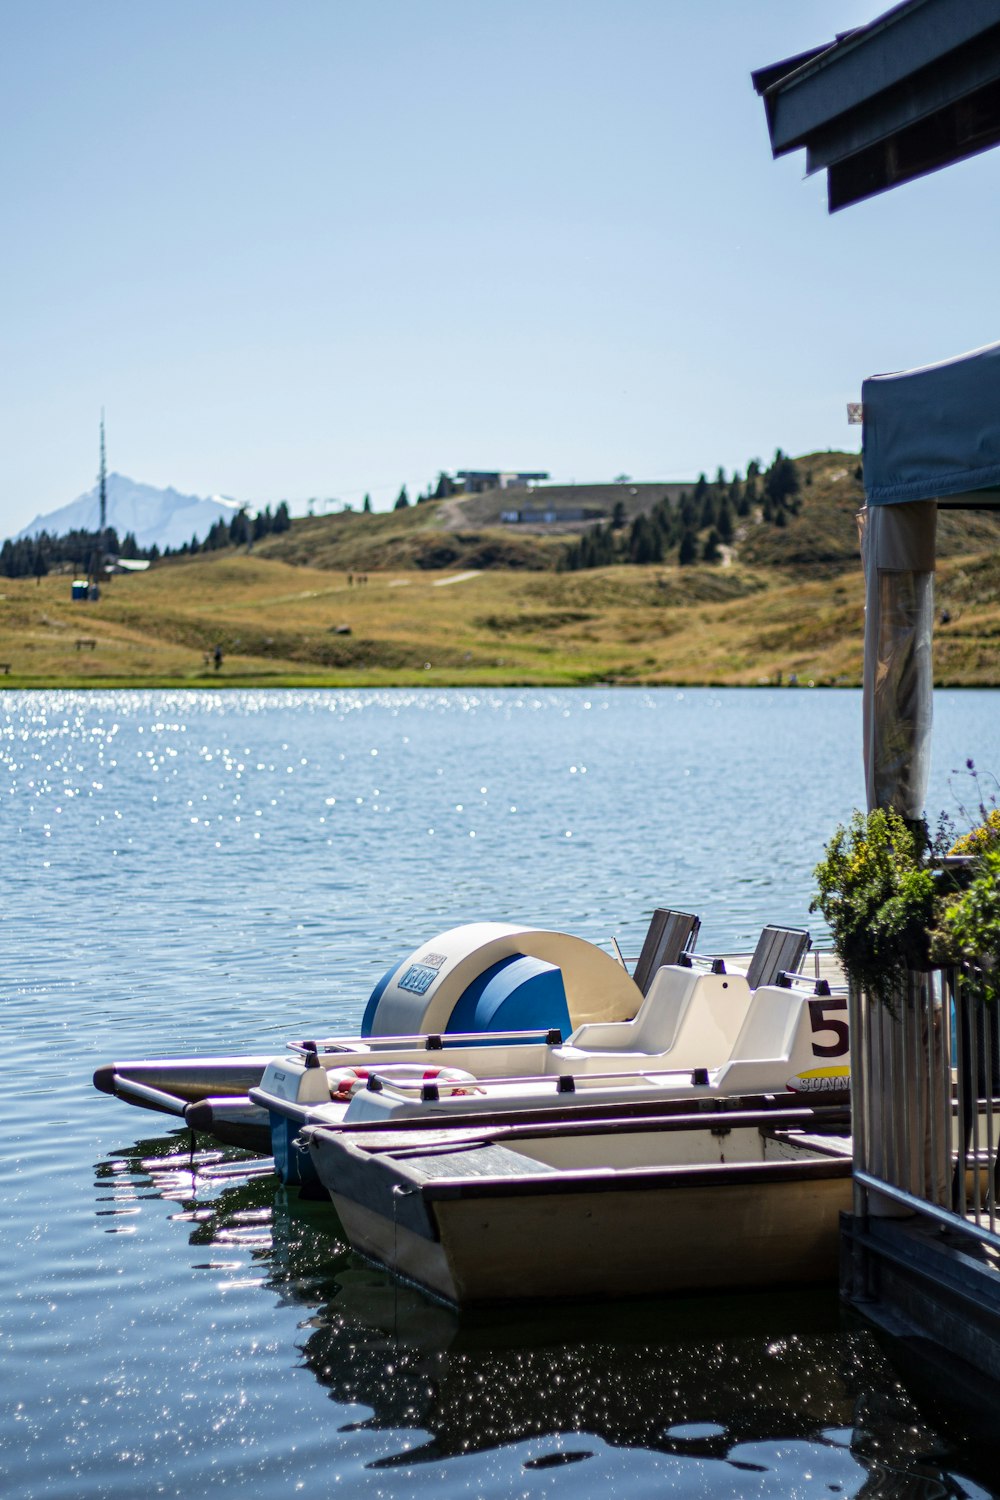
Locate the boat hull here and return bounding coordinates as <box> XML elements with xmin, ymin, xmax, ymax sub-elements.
<box><xmin>306</xmin><ymin>1114</ymin><xmax>853</xmax><ymax>1307</ymax></box>
<box><xmin>335</xmin><ymin>1172</ymin><xmax>851</xmax><ymax>1306</ymax></box>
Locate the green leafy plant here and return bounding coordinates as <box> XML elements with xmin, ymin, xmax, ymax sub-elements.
<box><xmin>925</xmin><ymin>761</ymin><xmax>1000</xmax><ymax>1002</ymax></box>
<box><xmin>812</xmin><ymin>807</ymin><xmax>942</xmax><ymax>1007</ymax></box>
<box><xmin>950</xmin><ymin>809</ymin><xmax>1000</xmax><ymax>857</ymax></box>
<box><xmin>931</xmin><ymin>847</ymin><xmax>1000</xmax><ymax>1004</ymax></box>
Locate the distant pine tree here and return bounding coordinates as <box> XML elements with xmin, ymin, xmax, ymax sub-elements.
<box><xmin>229</xmin><ymin>510</ymin><xmax>251</xmax><ymax>546</ymax></box>
<box><xmin>635</xmin><ymin>514</ymin><xmax>665</xmax><ymax>564</ymax></box>
<box><xmin>765</xmin><ymin>450</ymin><xmax>801</xmax><ymax>509</ymax></box>
<box><xmin>394</xmin><ymin>486</ymin><xmax>410</xmax><ymax>510</ymax></box>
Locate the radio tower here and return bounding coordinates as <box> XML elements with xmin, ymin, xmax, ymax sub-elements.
<box><xmin>90</xmin><ymin>410</ymin><xmax>108</xmax><ymax>594</ymax></box>
<box><xmin>99</xmin><ymin>410</ymin><xmax>107</xmax><ymax>534</ymax></box>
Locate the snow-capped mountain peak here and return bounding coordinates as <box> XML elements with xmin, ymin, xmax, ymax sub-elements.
<box><xmin>14</xmin><ymin>474</ymin><xmax>245</xmax><ymax>552</ymax></box>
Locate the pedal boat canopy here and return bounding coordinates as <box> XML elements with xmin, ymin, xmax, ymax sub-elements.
<box><xmin>860</xmin><ymin>339</ymin><xmax>1000</xmax><ymax>816</ymax></box>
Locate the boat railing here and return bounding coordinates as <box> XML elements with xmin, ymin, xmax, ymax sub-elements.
<box><xmin>679</xmin><ymin>948</ymin><xmax>843</xmax><ymax>983</ymax></box>
<box><xmin>357</xmin><ymin>1059</ymin><xmax>845</xmax><ymax>1103</ymax></box>
<box><xmin>359</xmin><ymin>1068</ymin><xmax>680</xmax><ymax>1101</ymax></box>
<box><xmin>289</xmin><ymin>1026</ymin><xmax>566</xmax><ymax>1057</ymax></box>
<box><xmin>850</xmin><ymin>966</ymin><xmax>1000</xmax><ymax>1258</ymax></box>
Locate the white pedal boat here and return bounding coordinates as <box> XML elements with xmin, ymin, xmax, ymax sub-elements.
<box><xmin>252</xmin><ymin>961</ymin><xmax>848</xmax><ymax>1185</ymax></box>
<box><xmin>298</xmin><ymin>1104</ymin><xmax>854</xmax><ymax>1307</ymax></box>
<box><xmin>94</xmin><ymin>916</ymin><xmax>846</xmax><ymax>1184</ymax></box>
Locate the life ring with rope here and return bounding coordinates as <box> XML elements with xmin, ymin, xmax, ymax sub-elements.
<box><xmin>329</xmin><ymin>1062</ymin><xmax>484</xmax><ymax>1102</ymax></box>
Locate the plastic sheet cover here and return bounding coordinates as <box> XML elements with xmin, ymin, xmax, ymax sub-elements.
<box><xmin>863</xmin><ymin>340</ymin><xmax>1000</xmax><ymax>507</ymax></box>
<box><xmin>861</xmin><ymin>502</ymin><xmax>936</xmax><ymax>818</ymax></box>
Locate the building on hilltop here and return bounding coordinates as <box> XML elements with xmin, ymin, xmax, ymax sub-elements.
<box><xmin>455</xmin><ymin>470</ymin><xmax>549</xmax><ymax>493</ymax></box>
<box><xmin>500</xmin><ymin>507</ymin><xmax>592</xmax><ymax>525</ymax></box>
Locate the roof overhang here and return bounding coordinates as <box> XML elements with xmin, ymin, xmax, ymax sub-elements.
<box><xmin>753</xmin><ymin>0</ymin><xmax>1000</xmax><ymax>210</ymax></box>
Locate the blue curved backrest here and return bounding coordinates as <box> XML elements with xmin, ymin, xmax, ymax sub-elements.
<box><xmin>445</xmin><ymin>954</ymin><xmax>572</xmax><ymax>1044</ymax></box>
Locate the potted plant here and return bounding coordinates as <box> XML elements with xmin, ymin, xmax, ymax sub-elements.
<box><xmin>932</xmin><ymin>848</ymin><xmax>1000</xmax><ymax>1006</ymax></box>
<box><xmin>812</xmin><ymin>807</ymin><xmax>944</xmax><ymax>1009</ymax></box>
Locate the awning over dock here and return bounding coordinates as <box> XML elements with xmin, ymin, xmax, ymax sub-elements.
<box><xmin>863</xmin><ymin>339</ymin><xmax>1000</xmax><ymax>507</ymax></box>
<box><xmin>859</xmin><ymin>339</ymin><xmax>1000</xmax><ymax>816</ymax></box>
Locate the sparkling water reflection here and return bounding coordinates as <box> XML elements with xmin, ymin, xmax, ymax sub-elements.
<box><xmin>2</xmin><ymin>688</ymin><xmax>999</xmax><ymax>1499</ymax></box>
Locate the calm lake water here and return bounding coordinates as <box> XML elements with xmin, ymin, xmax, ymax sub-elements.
<box><xmin>3</xmin><ymin>686</ymin><xmax>1000</xmax><ymax>1499</ymax></box>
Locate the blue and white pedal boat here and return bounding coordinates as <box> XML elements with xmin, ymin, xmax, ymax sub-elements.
<box><xmin>95</xmin><ymin>918</ymin><xmax>848</xmax><ymax>1184</ymax></box>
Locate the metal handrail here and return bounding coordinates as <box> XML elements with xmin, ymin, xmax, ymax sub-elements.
<box><xmin>289</xmin><ymin>1026</ymin><xmax>565</xmax><ymax>1056</ymax></box>
<box><xmin>852</xmin><ymin>966</ymin><xmax>1000</xmax><ymax>1247</ymax></box>
<box><xmin>359</xmin><ymin>1064</ymin><xmax>715</xmax><ymax>1097</ymax></box>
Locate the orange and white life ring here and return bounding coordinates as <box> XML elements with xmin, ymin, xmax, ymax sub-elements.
<box><xmin>330</xmin><ymin>1063</ymin><xmax>483</xmax><ymax>1102</ymax></box>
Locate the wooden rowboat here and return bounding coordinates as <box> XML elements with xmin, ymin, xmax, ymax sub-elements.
<box><xmin>300</xmin><ymin>1106</ymin><xmax>853</xmax><ymax>1307</ymax></box>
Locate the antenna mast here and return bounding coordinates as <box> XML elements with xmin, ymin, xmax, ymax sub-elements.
<box><xmin>90</xmin><ymin>410</ymin><xmax>108</xmax><ymax>595</ymax></box>
<box><xmin>99</xmin><ymin>410</ymin><xmax>107</xmax><ymax>534</ymax></box>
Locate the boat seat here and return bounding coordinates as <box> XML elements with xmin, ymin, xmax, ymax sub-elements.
<box><xmin>683</xmin><ymin>925</ymin><xmax>811</xmax><ymax>990</ymax></box>
<box><xmin>714</xmin><ymin>980</ymin><xmax>849</xmax><ymax>1094</ymax></box>
<box><xmin>631</xmin><ymin>908</ymin><xmax>701</xmax><ymax>995</ymax></box>
<box><xmin>743</xmin><ymin>925</ymin><xmax>811</xmax><ymax>990</ymax></box>
<box><xmin>556</xmin><ymin>966</ymin><xmax>752</xmax><ymax>1072</ymax></box>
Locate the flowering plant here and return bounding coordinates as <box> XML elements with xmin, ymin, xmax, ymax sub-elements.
<box><xmin>812</xmin><ymin>807</ymin><xmax>943</xmax><ymax>1008</ymax></box>
<box><xmin>930</xmin><ymin>763</ymin><xmax>1000</xmax><ymax>1003</ymax></box>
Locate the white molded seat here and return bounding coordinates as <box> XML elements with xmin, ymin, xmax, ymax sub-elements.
<box><xmin>556</xmin><ymin>966</ymin><xmax>752</xmax><ymax>1074</ymax></box>
<box><xmin>715</xmin><ymin>983</ymin><xmax>849</xmax><ymax>1093</ymax></box>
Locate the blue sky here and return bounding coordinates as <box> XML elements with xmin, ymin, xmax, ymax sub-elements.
<box><xmin>3</xmin><ymin>0</ymin><xmax>1000</xmax><ymax>537</ymax></box>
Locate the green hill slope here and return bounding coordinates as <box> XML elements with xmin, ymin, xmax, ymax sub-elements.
<box><xmin>255</xmin><ymin>452</ymin><xmax>1000</xmax><ymax>577</ymax></box>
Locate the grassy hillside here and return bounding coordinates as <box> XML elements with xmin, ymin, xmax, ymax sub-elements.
<box><xmin>255</xmin><ymin>451</ymin><xmax>1000</xmax><ymax>577</ymax></box>
<box><xmin>738</xmin><ymin>454</ymin><xmax>1000</xmax><ymax>571</ymax></box>
<box><xmin>2</xmin><ymin>451</ymin><xmax>999</xmax><ymax>688</ymax></box>
<box><xmin>1</xmin><ymin>541</ymin><xmax>998</xmax><ymax>689</ymax></box>
<box><xmin>254</xmin><ymin>502</ymin><xmax>566</xmax><ymax>573</ymax></box>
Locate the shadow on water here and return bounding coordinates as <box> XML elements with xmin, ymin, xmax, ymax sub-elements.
<box><xmin>97</xmin><ymin>1130</ymin><xmax>1000</xmax><ymax>1497</ymax></box>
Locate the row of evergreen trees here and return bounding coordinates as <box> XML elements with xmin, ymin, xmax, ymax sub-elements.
<box><xmin>560</xmin><ymin>452</ymin><xmax>802</xmax><ymax>571</ymax></box>
<box><xmin>0</xmin><ymin>502</ymin><xmax>293</xmax><ymax>578</ymax></box>
<box><xmin>0</xmin><ymin>526</ymin><xmax>132</xmax><ymax>580</ymax></box>
<box><xmin>179</xmin><ymin>501</ymin><xmax>291</xmax><ymax>554</ymax></box>
<box><xmin>390</xmin><ymin>472</ymin><xmax>456</xmax><ymax>510</ymax></box>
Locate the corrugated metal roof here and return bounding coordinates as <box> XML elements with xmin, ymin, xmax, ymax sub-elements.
<box><xmin>753</xmin><ymin>0</ymin><xmax>1000</xmax><ymax>210</ymax></box>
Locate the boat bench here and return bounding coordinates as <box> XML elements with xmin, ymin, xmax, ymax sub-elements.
<box><xmin>396</xmin><ymin>1144</ymin><xmax>557</xmax><ymax>1180</ymax></box>
<box><xmin>761</xmin><ymin>1128</ymin><xmax>852</xmax><ymax>1160</ymax></box>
